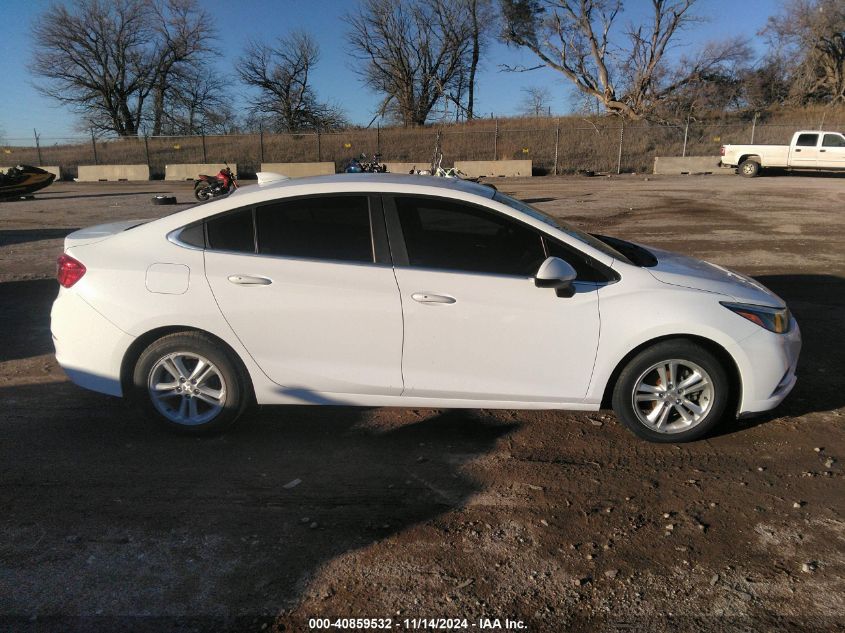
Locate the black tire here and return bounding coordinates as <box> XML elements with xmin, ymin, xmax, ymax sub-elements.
<box><xmin>611</xmin><ymin>339</ymin><xmax>731</xmax><ymax>443</ymax></box>
<box><xmin>194</xmin><ymin>182</ymin><xmax>213</xmax><ymax>201</ymax></box>
<box><xmin>133</xmin><ymin>332</ymin><xmax>251</xmax><ymax>434</ymax></box>
<box><xmin>739</xmin><ymin>159</ymin><xmax>760</xmax><ymax>178</ymax></box>
<box><xmin>151</xmin><ymin>195</ymin><xmax>177</xmax><ymax>205</ymax></box>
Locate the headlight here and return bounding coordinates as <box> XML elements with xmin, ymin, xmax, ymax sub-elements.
<box><xmin>720</xmin><ymin>302</ymin><xmax>791</xmax><ymax>334</ymax></box>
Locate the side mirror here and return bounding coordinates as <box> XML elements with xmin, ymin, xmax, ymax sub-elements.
<box><xmin>534</xmin><ymin>256</ymin><xmax>578</xmax><ymax>298</ymax></box>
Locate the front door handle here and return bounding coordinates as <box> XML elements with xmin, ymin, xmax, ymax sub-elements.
<box><xmin>820</xmin><ymin>149</ymin><xmax>827</xmax><ymax>153</ymax></box>
<box><xmin>228</xmin><ymin>274</ymin><xmax>272</xmax><ymax>286</ymax></box>
<box><xmin>412</xmin><ymin>292</ymin><xmax>456</xmax><ymax>304</ymax></box>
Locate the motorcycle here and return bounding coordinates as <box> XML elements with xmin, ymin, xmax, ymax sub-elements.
<box><xmin>194</xmin><ymin>164</ymin><xmax>238</xmax><ymax>201</ymax></box>
<box><xmin>345</xmin><ymin>153</ymin><xmax>388</xmax><ymax>173</ymax></box>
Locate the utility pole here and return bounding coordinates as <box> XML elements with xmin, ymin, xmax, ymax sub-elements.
<box><xmin>553</xmin><ymin>120</ymin><xmax>560</xmax><ymax>176</ymax></box>
<box><xmin>616</xmin><ymin>121</ymin><xmax>624</xmax><ymax>175</ymax></box>
<box><xmin>90</xmin><ymin>128</ymin><xmax>98</xmax><ymax>165</ymax></box>
<box><xmin>259</xmin><ymin>125</ymin><xmax>265</xmax><ymax>164</ymax></box>
<box><xmin>33</xmin><ymin>129</ymin><xmax>43</xmax><ymax>166</ymax></box>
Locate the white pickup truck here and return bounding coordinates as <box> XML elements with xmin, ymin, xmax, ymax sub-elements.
<box><xmin>720</xmin><ymin>130</ymin><xmax>845</xmax><ymax>177</ymax></box>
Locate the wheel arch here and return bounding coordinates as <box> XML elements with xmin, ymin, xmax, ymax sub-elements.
<box><xmin>120</xmin><ymin>325</ymin><xmax>255</xmax><ymax>402</ymax></box>
<box><xmin>599</xmin><ymin>334</ymin><xmax>742</xmax><ymax>412</ymax></box>
<box><xmin>739</xmin><ymin>154</ymin><xmax>762</xmax><ymax>166</ymax></box>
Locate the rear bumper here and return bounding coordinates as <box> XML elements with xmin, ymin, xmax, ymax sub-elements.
<box><xmin>736</xmin><ymin>318</ymin><xmax>802</xmax><ymax>414</ymax></box>
<box><xmin>50</xmin><ymin>290</ymin><xmax>134</xmax><ymax>397</ymax></box>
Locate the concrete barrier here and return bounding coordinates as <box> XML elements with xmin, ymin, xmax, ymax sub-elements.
<box><xmin>454</xmin><ymin>160</ymin><xmax>532</xmax><ymax>178</ymax></box>
<box><xmin>77</xmin><ymin>164</ymin><xmax>150</xmax><ymax>181</ymax></box>
<box><xmin>384</xmin><ymin>162</ymin><xmax>432</xmax><ymax>174</ymax></box>
<box><xmin>165</xmin><ymin>163</ymin><xmax>237</xmax><ymax>181</ymax></box>
<box><xmin>2</xmin><ymin>165</ymin><xmax>61</xmax><ymax>180</ymax></box>
<box><xmin>653</xmin><ymin>156</ymin><xmax>734</xmax><ymax>175</ymax></box>
<box><xmin>260</xmin><ymin>162</ymin><xmax>335</xmax><ymax>178</ymax></box>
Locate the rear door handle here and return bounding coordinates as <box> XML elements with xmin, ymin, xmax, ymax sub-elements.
<box><xmin>820</xmin><ymin>149</ymin><xmax>827</xmax><ymax>153</ymax></box>
<box><xmin>228</xmin><ymin>274</ymin><xmax>272</xmax><ymax>286</ymax></box>
<box><xmin>412</xmin><ymin>292</ymin><xmax>456</xmax><ymax>304</ymax></box>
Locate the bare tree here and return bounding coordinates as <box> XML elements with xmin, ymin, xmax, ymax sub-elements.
<box><xmin>159</xmin><ymin>74</ymin><xmax>235</xmax><ymax>135</ymax></box>
<box><xmin>740</xmin><ymin>60</ymin><xmax>791</xmax><ymax>111</ymax></box>
<box><xmin>148</xmin><ymin>0</ymin><xmax>217</xmax><ymax>135</ymax></box>
<box><xmin>520</xmin><ymin>86</ymin><xmax>552</xmax><ymax>116</ymax></box>
<box><xmin>652</xmin><ymin>39</ymin><xmax>752</xmax><ymax>119</ymax></box>
<box><xmin>466</xmin><ymin>0</ymin><xmax>497</xmax><ymax>120</ymax></box>
<box><xmin>500</xmin><ymin>0</ymin><xmax>748</xmax><ymax>119</ymax></box>
<box><xmin>347</xmin><ymin>0</ymin><xmax>474</xmax><ymax>126</ymax></box>
<box><xmin>239</xmin><ymin>31</ymin><xmax>346</xmax><ymax>132</ymax></box>
<box><xmin>31</xmin><ymin>0</ymin><xmax>218</xmax><ymax>136</ymax></box>
<box><xmin>765</xmin><ymin>0</ymin><xmax>845</xmax><ymax>104</ymax></box>
<box><xmin>32</xmin><ymin>0</ymin><xmax>154</xmax><ymax>135</ymax></box>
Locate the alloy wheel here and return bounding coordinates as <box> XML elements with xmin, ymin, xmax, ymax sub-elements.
<box><xmin>631</xmin><ymin>359</ymin><xmax>714</xmax><ymax>434</ymax></box>
<box><xmin>147</xmin><ymin>352</ymin><xmax>227</xmax><ymax>425</ymax></box>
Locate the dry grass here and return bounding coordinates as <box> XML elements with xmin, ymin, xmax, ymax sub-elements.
<box><xmin>3</xmin><ymin>105</ymin><xmax>843</xmax><ymax>179</ymax></box>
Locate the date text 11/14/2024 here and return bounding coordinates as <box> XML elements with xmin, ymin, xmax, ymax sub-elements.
<box><xmin>308</xmin><ymin>617</ymin><xmax>528</xmax><ymax>630</ymax></box>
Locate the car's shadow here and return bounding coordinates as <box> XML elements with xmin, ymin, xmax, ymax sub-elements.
<box><xmin>24</xmin><ymin>191</ymin><xmax>178</xmax><ymax>201</ymax></box>
<box><xmin>0</xmin><ymin>279</ymin><xmax>58</xmax><ymax>361</ymax></box>
<box><xmin>0</xmin><ymin>379</ymin><xmax>517</xmax><ymax>628</ymax></box>
<box><xmin>0</xmin><ymin>228</ymin><xmax>80</xmax><ymax>248</ymax></box>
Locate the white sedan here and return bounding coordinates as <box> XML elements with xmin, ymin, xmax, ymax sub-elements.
<box><xmin>50</xmin><ymin>174</ymin><xmax>801</xmax><ymax>442</ymax></box>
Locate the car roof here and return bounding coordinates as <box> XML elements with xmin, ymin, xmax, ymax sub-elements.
<box><xmin>230</xmin><ymin>172</ymin><xmax>497</xmax><ymax>199</ymax></box>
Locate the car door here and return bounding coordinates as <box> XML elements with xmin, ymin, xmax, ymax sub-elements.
<box><xmin>819</xmin><ymin>133</ymin><xmax>845</xmax><ymax>169</ymax></box>
<box><xmin>385</xmin><ymin>195</ymin><xmax>601</xmax><ymax>403</ymax></box>
<box><xmin>203</xmin><ymin>195</ymin><xmax>404</xmax><ymax>397</ymax></box>
<box><xmin>791</xmin><ymin>132</ymin><xmax>820</xmax><ymax>168</ymax></box>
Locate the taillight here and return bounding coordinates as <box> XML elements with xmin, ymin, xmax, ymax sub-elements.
<box><xmin>56</xmin><ymin>254</ymin><xmax>86</xmax><ymax>288</ymax></box>
<box><xmin>720</xmin><ymin>146</ymin><xmax>725</xmax><ymax>156</ymax></box>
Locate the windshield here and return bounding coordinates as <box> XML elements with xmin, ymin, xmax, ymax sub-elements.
<box><xmin>493</xmin><ymin>191</ymin><xmax>633</xmax><ymax>264</ymax></box>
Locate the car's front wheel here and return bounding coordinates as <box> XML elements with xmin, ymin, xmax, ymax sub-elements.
<box><xmin>612</xmin><ymin>340</ymin><xmax>730</xmax><ymax>442</ymax></box>
<box><xmin>133</xmin><ymin>332</ymin><xmax>250</xmax><ymax>434</ymax></box>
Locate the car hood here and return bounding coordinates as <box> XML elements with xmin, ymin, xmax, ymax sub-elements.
<box><xmin>64</xmin><ymin>219</ymin><xmax>151</xmax><ymax>250</ymax></box>
<box><xmin>642</xmin><ymin>245</ymin><xmax>785</xmax><ymax>307</ymax></box>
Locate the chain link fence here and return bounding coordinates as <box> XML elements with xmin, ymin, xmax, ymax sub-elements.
<box><xmin>2</xmin><ymin>117</ymin><xmax>842</xmax><ymax>179</ymax></box>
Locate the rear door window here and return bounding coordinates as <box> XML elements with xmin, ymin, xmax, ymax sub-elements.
<box><xmin>255</xmin><ymin>196</ymin><xmax>373</xmax><ymax>263</ymax></box>
<box><xmin>205</xmin><ymin>208</ymin><xmax>255</xmax><ymax>253</ymax></box>
<box><xmin>822</xmin><ymin>134</ymin><xmax>845</xmax><ymax>147</ymax></box>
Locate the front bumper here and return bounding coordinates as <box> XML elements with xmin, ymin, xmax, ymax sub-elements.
<box><xmin>51</xmin><ymin>289</ymin><xmax>134</xmax><ymax>397</ymax></box>
<box><xmin>736</xmin><ymin>317</ymin><xmax>802</xmax><ymax>414</ymax></box>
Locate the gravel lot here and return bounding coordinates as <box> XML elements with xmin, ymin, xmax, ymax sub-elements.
<box><xmin>1</xmin><ymin>174</ymin><xmax>843</xmax><ymax>633</ymax></box>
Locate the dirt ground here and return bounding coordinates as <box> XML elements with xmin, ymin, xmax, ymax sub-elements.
<box><xmin>0</xmin><ymin>174</ymin><xmax>843</xmax><ymax>633</ymax></box>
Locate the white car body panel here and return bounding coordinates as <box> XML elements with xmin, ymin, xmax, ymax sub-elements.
<box><xmin>205</xmin><ymin>250</ymin><xmax>404</xmax><ymax>396</ymax></box>
<box><xmin>393</xmin><ymin>267</ymin><xmax>600</xmax><ymax>402</ymax></box>
<box><xmin>50</xmin><ymin>174</ymin><xmax>801</xmax><ymax>419</ymax></box>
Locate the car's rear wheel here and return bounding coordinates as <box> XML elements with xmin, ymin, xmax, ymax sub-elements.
<box><xmin>133</xmin><ymin>332</ymin><xmax>249</xmax><ymax>434</ymax></box>
<box><xmin>194</xmin><ymin>182</ymin><xmax>213</xmax><ymax>201</ymax></box>
<box><xmin>739</xmin><ymin>159</ymin><xmax>760</xmax><ymax>178</ymax></box>
<box><xmin>612</xmin><ymin>340</ymin><xmax>730</xmax><ymax>443</ymax></box>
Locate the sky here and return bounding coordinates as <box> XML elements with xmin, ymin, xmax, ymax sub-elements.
<box><xmin>0</xmin><ymin>0</ymin><xmax>782</xmax><ymax>142</ymax></box>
